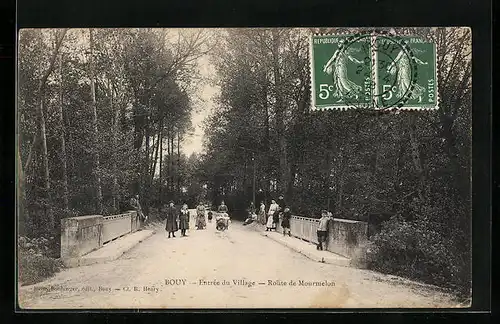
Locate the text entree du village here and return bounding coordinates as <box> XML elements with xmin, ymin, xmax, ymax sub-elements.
<box><xmin>165</xmin><ymin>278</ymin><xmax>336</xmax><ymax>288</ymax></box>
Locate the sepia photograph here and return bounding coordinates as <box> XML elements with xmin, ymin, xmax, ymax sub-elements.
<box><xmin>16</xmin><ymin>27</ymin><xmax>472</xmax><ymax>309</ymax></box>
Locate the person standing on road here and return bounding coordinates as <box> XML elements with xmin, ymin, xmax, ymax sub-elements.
<box><xmin>179</xmin><ymin>203</ymin><xmax>190</xmax><ymax>236</ymax></box>
<box><xmin>165</xmin><ymin>200</ymin><xmax>178</xmax><ymax>238</ymax></box>
<box><xmin>276</xmin><ymin>195</ymin><xmax>286</xmax><ymax>231</ymax></box>
<box><xmin>217</xmin><ymin>201</ymin><xmax>230</xmax><ymax>229</ymax></box>
<box><xmin>218</xmin><ymin>200</ymin><xmax>228</xmax><ymax>213</ymax></box>
<box><xmin>317</xmin><ymin>210</ymin><xmax>331</xmax><ymax>250</ymax></box>
<box><xmin>130</xmin><ymin>195</ymin><xmax>146</xmax><ymax>228</ymax></box>
<box><xmin>258</xmin><ymin>201</ymin><xmax>266</xmax><ymax>225</ymax></box>
<box><xmin>281</xmin><ymin>207</ymin><xmax>292</xmax><ymax>237</ymax></box>
<box><xmin>196</xmin><ymin>202</ymin><xmax>207</xmax><ymax>230</ymax></box>
<box><xmin>267</xmin><ymin>199</ymin><xmax>279</xmax><ymax>231</ymax></box>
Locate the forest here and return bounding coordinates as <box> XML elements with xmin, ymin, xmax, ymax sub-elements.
<box><xmin>18</xmin><ymin>28</ymin><xmax>211</xmax><ymax>236</ymax></box>
<box><xmin>200</xmin><ymin>27</ymin><xmax>471</xmax><ymax>293</ymax></box>
<box><xmin>17</xmin><ymin>27</ymin><xmax>471</xmax><ymax>294</ymax></box>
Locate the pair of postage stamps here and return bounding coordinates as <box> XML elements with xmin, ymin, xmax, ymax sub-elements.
<box><xmin>310</xmin><ymin>31</ymin><xmax>438</xmax><ymax>111</ymax></box>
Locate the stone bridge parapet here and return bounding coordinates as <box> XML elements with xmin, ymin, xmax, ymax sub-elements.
<box><xmin>60</xmin><ymin>210</ymin><xmax>139</xmax><ymax>266</ymax></box>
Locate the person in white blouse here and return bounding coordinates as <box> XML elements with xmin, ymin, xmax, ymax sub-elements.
<box><xmin>258</xmin><ymin>201</ymin><xmax>266</xmax><ymax>225</ymax></box>
<box><xmin>266</xmin><ymin>200</ymin><xmax>280</xmax><ymax>231</ymax></box>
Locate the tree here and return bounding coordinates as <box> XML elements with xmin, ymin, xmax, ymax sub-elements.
<box><xmin>31</xmin><ymin>29</ymin><xmax>68</xmax><ymax>230</ymax></box>
<box><xmin>202</xmin><ymin>27</ymin><xmax>472</xmax><ymax>291</ymax></box>
<box><xmin>18</xmin><ymin>28</ymin><xmax>207</xmax><ymax>241</ymax></box>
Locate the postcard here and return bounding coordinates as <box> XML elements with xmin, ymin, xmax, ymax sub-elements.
<box><xmin>16</xmin><ymin>27</ymin><xmax>472</xmax><ymax>309</ymax></box>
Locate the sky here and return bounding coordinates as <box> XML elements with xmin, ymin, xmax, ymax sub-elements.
<box><xmin>181</xmin><ymin>54</ymin><xmax>219</xmax><ymax>156</ymax></box>
<box><xmin>28</xmin><ymin>28</ymin><xmax>218</xmax><ymax>158</ymax></box>
<box><xmin>61</xmin><ymin>28</ymin><xmax>219</xmax><ymax>157</ymax></box>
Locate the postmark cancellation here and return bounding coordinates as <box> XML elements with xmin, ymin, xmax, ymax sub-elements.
<box><xmin>310</xmin><ymin>31</ymin><xmax>438</xmax><ymax>111</ymax></box>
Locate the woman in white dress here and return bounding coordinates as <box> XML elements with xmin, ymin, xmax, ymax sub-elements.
<box><xmin>266</xmin><ymin>200</ymin><xmax>279</xmax><ymax>231</ymax></box>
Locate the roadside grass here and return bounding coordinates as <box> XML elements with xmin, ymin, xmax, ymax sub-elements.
<box><xmin>18</xmin><ymin>236</ymin><xmax>64</xmax><ymax>286</ymax></box>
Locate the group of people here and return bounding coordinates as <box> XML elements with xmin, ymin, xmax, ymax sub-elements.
<box><xmin>248</xmin><ymin>195</ymin><xmax>292</xmax><ymax>237</ymax></box>
<box><xmin>131</xmin><ymin>193</ymin><xmax>331</xmax><ymax>250</ymax></box>
<box><xmin>164</xmin><ymin>201</ymin><xmax>211</xmax><ymax>238</ymax></box>
<box><xmin>257</xmin><ymin>196</ymin><xmax>334</xmax><ymax>250</ymax></box>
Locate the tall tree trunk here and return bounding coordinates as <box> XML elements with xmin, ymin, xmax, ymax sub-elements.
<box><xmin>58</xmin><ymin>53</ymin><xmax>69</xmax><ymax>212</ymax></box>
<box><xmin>24</xmin><ymin>135</ymin><xmax>38</xmax><ymax>177</ymax></box>
<box><xmin>170</xmin><ymin>126</ymin><xmax>175</xmax><ymax>199</ymax></box>
<box><xmin>263</xmin><ymin>77</ymin><xmax>272</xmax><ymax>196</ymax></box>
<box><xmin>89</xmin><ymin>28</ymin><xmax>103</xmax><ymax>214</ymax></box>
<box><xmin>150</xmin><ymin>129</ymin><xmax>160</xmax><ymax>182</ymax></box>
<box><xmin>158</xmin><ymin>118</ymin><xmax>164</xmax><ymax>207</ymax></box>
<box><xmin>337</xmin><ymin>155</ymin><xmax>345</xmax><ymax>213</ymax></box>
<box><xmin>177</xmin><ymin>129</ymin><xmax>180</xmax><ymax>196</ymax></box>
<box><xmin>144</xmin><ymin>100</ymin><xmax>151</xmax><ymax>216</ymax></box>
<box><xmin>408</xmin><ymin>115</ymin><xmax>426</xmax><ymax>202</ymax></box>
<box><xmin>18</xmin><ymin>143</ymin><xmax>27</xmax><ymax>235</ymax></box>
<box><xmin>271</xmin><ymin>29</ymin><xmax>287</xmax><ymax>195</ymax></box>
<box><xmin>20</xmin><ymin>134</ymin><xmax>38</xmax><ymax>233</ymax></box>
<box><xmin>36</xmin><ymin>29</ymin><xmax>68</xmax><ymax>231</ymax></box>
<box><xmin>393</xmin><ymin>132</ymin><xmax>406</xmax><ymax>203</ymax></box>
<box><xmin>38</xmin><ymin>87</ymin><xmax>53</xmax><ymax>229</ymax></box>
<box><xmin>167</xmin><ymin>124</ymin><xmax>171</xmax><ymax>198</ymax></box>
<box><xmin>111</xmin><ymin>81</ymin><xmax>120</xmax><ymax>214</ymax></box>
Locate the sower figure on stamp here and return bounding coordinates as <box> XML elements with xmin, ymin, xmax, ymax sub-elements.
<box><xmin>165</xmin><ymin>200</ymin><xmax>178</xmax><ymax>238</ymax></box>
<box><xmin>316</xmin><ymin>210</ymin><xmax>331</xmax><ymax>250</ymax></box>
<box><xmin>179</xmin><ymin>203</ymin><xmax>190</xmax><ymax>236</ymax></box>
<box><xmin>387</xmin><ymin>48</ymin><xmax>428</xmax><ymax>100</ymax></box>
<box><xmin>323</xmin><ymin>47</ymin><xmax>364</xmax><ymax>99</ymax></box>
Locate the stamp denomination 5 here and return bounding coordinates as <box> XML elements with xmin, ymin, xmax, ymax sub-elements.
<box><xmin>310</xmin><ymin>31</ymin><xmax>438</xmax><ymax>111</ymax></box>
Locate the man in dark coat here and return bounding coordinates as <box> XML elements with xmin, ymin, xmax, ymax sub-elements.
<box><xmin>281</xmin><ymin>207</ymin><xmax>292</xmax><ymax>236</ymax></box>
<box><xmin>275</xmin><ymin>195</ymin><xmax>286</xmax><ymax>231</ymax></box>
<box><xmin>277</xmin><ymin>195</ymin><xmax>286</xmax><ymax>212</ymax></box>
<box><xmin>165</xmin><ymin>200</ymin><xmax>178</xmax><ymax>238</ymax></box>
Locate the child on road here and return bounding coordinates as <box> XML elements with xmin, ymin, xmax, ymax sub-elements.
<box><xmin>266</xmin><ymin>213</ymin><xmax>275</xmax><ymax>231</ymax></box>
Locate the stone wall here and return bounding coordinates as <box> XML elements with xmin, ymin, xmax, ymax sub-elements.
<box><xmin>290</xmin><ymin>216</ymin><xmax>369</xmax><ymax>259</ymax></box>
<box><xmin>60</xmin><ymin>215</ymin><xmax>103</xmax><ymax>265</ymax></box>
<box><xmin>326</xmin><ymin>218</ymin><xmax>369</xmax><ymax>258</ymax></box>
<box><xmin>60</xmin><ymin>210</ymin><xmax>139</xmax><ymax>267</ymax></box>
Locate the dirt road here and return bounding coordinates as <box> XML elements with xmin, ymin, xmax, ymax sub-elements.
<box><xmin>18</xmin><ymin>211</ymin><xmax>458</xmax><ymax>309</ymax></box>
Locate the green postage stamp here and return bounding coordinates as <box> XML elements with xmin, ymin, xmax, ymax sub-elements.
<box><xmin>310</xmin><ymin>32</ymin><xmax>438</xmax><ymax>111</ymax></box>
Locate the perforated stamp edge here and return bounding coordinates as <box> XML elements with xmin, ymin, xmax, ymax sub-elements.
<box><xmin>308</xmin><ymin>28</ymin><xmax>440</xmax><ymax>112</ymax></box>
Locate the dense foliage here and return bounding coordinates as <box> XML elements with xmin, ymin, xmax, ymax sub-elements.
<box><xmin>18</xmin><ymin>235</ymin><xmax>64</xmax><ymax>285</ymax></box>
<box><xmin>199</xmin><ymin>28</ymin><xmax>471</xmax><ymax>292</ymax></box>
<box><xmin>17</xmin><ymin>27</ymin><xmax>472</xmax><ymax>293</ymax></box>
<box><xmin>18</xmin><ymin>28</ymin><xmax>211</xmax><ymax>253</ymax></box>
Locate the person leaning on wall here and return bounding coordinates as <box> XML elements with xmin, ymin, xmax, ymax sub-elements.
<box><xmin>316</xmin><ymin>210</ymin><xmax>332</xmax><ymax>251</ymax></box>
